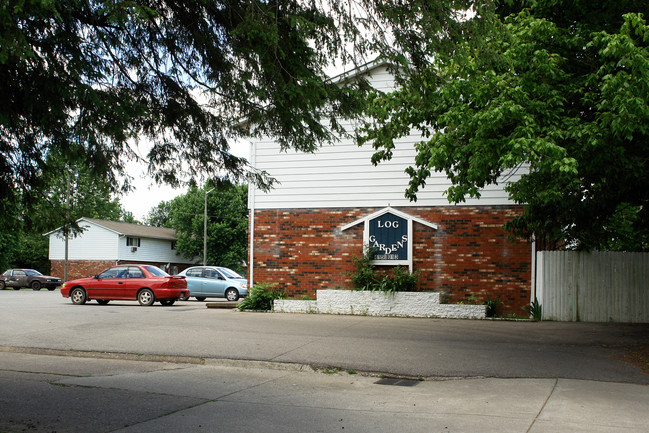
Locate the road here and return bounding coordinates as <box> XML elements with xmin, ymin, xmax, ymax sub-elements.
<box><xmin>1</xmin><ymin>290</ymin><xmax>648</xmax><ymax>432</ymax></box>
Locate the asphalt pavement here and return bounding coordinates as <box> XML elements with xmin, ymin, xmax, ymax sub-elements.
<box><xmin>1</xmin><ymin>290</ymin><xmax>648</xmax><ymax>432</ymax></box>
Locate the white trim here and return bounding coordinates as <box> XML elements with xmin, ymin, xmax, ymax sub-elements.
<box><xmin>249</xmin><ymin>141</ymin><xmax>256</xmax><ymax>288</ymax></box>
<box><xmin>341</xmin><ymin>206</ymin><xmax>439</xmax><ymax>231</ymax></box>
<box><xmin>342</xmin><ymin>207</ymin><xmax>438</xmax><ymax>270</ymax></box>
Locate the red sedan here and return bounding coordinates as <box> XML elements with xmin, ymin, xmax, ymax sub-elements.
<box><xmin>61</xmin><ymin>264</ymin><xmax>188</xmax><ymax>306</ymax></box>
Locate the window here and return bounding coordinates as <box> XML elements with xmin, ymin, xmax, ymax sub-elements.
<box><xmin>204</xmin><ymin>268</ymin><xmax>222</xmax><ymax>279</ymax></box>
<box><xmin>126</xmin><ymin>237</ymin><xmax>141</xmax><ymax>247</ymax></box>
<box><xmin>127</xmin><ymin>267</ymin><xmax>145</xmax><ymax>278</ymax></box>
<box><xmin>98</xmin><ymin>267</ymin><xmax>127</xmax><ymax>279</ymax></box>
<box><xmin>143</xmin><ymin>265</ymin><xmax>169</xmax><ymax>277</ymax></box>
<box><xmin>171</xmin><ymin>241</ymin><xmax>177</xmax><ymax>250</ymax></box>
<box><xmin>186</xmin><ymin>268</ymin><xmax>203</xmax><ymax>277</ymax></box>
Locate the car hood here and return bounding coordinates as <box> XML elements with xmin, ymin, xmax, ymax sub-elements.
<box><xmin>231</xmin><ymin>278</ymin><xmax>248</xmax><ymax>285</ymax></box>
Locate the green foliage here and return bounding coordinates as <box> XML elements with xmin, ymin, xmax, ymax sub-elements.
<box><xmin>347</xmin><ymin>250</ymin><xmax>419</xmax><ymax>293</ymax></box>
<box><xmin>0</xmin><ymin>0</ymin><xmax>370</xmax><ymax>200</ymax></box>
<box><xmin>0</xmin><ymin>150</ymin><xmax>130</xmax><ymax>273</ymax></box>
<box><xmin>485</xmin><ymin>295</ymin><xmax>502</xmax><ymax>318</ymax></box>
<box><xmin>360</xmin><ymin>2</ymin><xmax>649</xmax><ymax>251</ymax></box>
<box><xmin>147</xmin><ymin>181</ymin><xmax>248</xmax><ymax>271</ymax></box>
<box><xmin>523</xmin><ymin>297</ymin><xmax>543</xmax><ymax>321</ymax></box>
<box><xmin>237</xmin><ymin>283</ymin><xmax>284</xmax><ymax>311</ymax></box>
<box><xmin>347</xmin><ymin>250</ymin><xmax>379</xmax><ymax>291</ymax></box>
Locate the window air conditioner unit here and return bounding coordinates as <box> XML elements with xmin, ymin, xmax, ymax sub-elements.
<box><xmin>131</xmin><ymin>247</ymin><xmax>138</xmax><ymax>252</ymax></box>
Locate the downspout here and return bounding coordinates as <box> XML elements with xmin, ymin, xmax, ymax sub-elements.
<box><xmin>248</xmin><ymin>140</ymin><xmax>256</xmax><ymax>287</ymax></box>
<box><xmin>531</xmin><ymin>234</ymin><xmax>536</xmax><ymax>302</ymax></box>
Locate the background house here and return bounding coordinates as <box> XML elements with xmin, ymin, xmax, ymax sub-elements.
<box><xmin>47</xmin><ymin>218</ymin><xmax>197</xmax><ymax>280</ymax></box>
<box><xmin>248</xmin><ymin>61</ymin><xmax>533</xmax><ymax>314</ymax></box>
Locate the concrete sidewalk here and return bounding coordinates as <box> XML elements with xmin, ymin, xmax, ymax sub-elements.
<box><xmin>2</xmin><ymin>351</ymin><xmax>649</xmax><ymax>433</ymax></box>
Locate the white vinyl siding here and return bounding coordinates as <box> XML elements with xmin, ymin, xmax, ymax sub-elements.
<box><xmin>117</xmin><ymin>236</ymin><xmax>191</xmax><ymax>263</ymax></box>
<box><xmin>250</xmin><ymin>64</ymin><xmax>522</xmax><ymax>210</ymax></box>
<box><xmin>48</xmin><ymin>220</ymin><xmax>197</xmax><ymax>264</ymax></box>
<box><xmin>48</xmin><ymin>222</ymin><xmax>119</xmax><ymax>260</ymax></box>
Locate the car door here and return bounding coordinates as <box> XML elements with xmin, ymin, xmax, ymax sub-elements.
<box><xmin>91</xmin><ymin>266</ymin><xmax>128</xmax><ymax>299</ymax></box>
<box><xmin>201</xmin><ymin>268</ymin><xmax>227</xmax><ymax>297</ymax></box>
<box><xmin>123</xmin><ymin>266</ymin><xmax>146</xmax><ymax>299</ymax></box>
<box><xmin>12</xmin><ymin>270</ymin><xmax>28</xmax><ymax>288</ymax></box>
<box><xmin>183</xmin><ymin>267</ymin><xmax>205</xmax><ymax>296</ymax></box>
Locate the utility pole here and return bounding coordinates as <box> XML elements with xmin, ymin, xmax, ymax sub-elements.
<box><xmin>203</xmin><ymin>187</ymin><xmax>215</xmax><ymax>266</ymax></box>
<box><xmin>64</xmin><ymin>170</ymin><xmax>70</xmax><ymax>281</ymax></box>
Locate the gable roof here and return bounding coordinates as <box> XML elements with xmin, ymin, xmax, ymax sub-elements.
<box><xmin>340</xmin><ymin>207</ymin><xmax>439</xmax><ymax>231</ymax></box>
<box><xmin>45</xmin><ymin>218</ymin><xmax>177</xmax><ymax>241</ymax></box>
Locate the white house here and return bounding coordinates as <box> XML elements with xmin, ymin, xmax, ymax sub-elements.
<box><xmin>46</xmin><ymin>218</ymin><xmax>197</xmax><ymax>280</ymax></box>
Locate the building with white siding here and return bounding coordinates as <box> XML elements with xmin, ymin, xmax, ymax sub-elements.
<box><xmin>248</xmin><ymin>61</ymin><xmax>533</xmax><ymax>314</ymax></box>
<box><xmin>46</xmin><ymin>218</ymin><xmax>197</xmax><ymax>280</ymax></box>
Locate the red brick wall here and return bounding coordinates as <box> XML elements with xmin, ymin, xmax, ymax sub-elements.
<box><xmin>250</xmin><ymin>206</ymin><xmax>531</xmax><ymax>315</ymax></box>
<box><xmin>51</xmin><ymin>260</ymin><xmax>193</xmax><ymax>281</ymax></box>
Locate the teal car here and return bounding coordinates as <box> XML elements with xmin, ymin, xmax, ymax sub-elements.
<box><xmin>176</xmin><ymin>266</ymin><xmax>248</xmax><ymax>301</ymax></box>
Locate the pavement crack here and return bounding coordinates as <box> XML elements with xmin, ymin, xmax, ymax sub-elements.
<box><xmin>269</xmin><ymin>318</ymin><xmax>366</xmax><ymax>361</ymax></box>
<box><xmin>526</xmin><ymin>377</ymin><xmax>558</xmax><ymax>433</ymax></box>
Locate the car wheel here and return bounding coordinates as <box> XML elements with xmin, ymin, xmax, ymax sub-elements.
<box><xmin>31</xmin><ymin>281</ymin><xmax>42</xmax><ymax>291</ymax></box>
<box><xmin>70</xmin><ymin>288</ymin><xmax>87</xmax><ymax>305</ymax></box>
<box><xmin>138</xmin><ymin>289</ymin><xmax>155</xmax><ymax>306</ymax></box>
<box><xmin>97</xmin><ymin>300</ymin><xmax>110</xmax><ymax>305</ymax></box>
<box><xmin>160</xmin><ymin>300</ymin><xmax>175</xmax><ymax>306</ymax></box>
<box><xmin>0</xmin><ymin>281</ymin><xmax>5</xmax><ymax>290</ymax></box>
<box><xmin>195</xmin><ymin>297</ymin><xmax>206</xmax><ymax>302</ymax></box>
<box><xmin>225</xmin><ymin>288</ymin><xmax>240</xmax><ymax>302</ymax></box>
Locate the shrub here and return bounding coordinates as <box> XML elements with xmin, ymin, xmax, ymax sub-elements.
<box><xmin>485</xmin><ymin>295</ymin><xmax>502</xmax><ymax>318</ymax></box>
<box><xmin>238</xmin><ymin>283</ymin><xmax>284</xmax><ymax>311</ymax></box>
<box><xmin>522</xmin><ymin>297</ymin><xmax>543</xmax><ymax>321</ymax></box>
<box><xmin>347</xmin><ymin>249</ymin><xmax>419</xmax><ymax>293</ymax></box>
<box><xmin>348</xmin><ymin>250</ymin><xmax>379</xmax><ymax>290</ymax></box>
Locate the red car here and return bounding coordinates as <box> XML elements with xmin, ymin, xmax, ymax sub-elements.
<box><xmin>61</xmin><ymin>264</ymin><xmax>188</xmax><ymax>306</ymax></box>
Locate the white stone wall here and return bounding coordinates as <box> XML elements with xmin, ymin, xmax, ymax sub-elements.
<box><xmin>273</xmin><ymin>290</ymin><xmax>486</xmax><ymax>319</ymax></box>
<box><xmin>273</xmin><ymin>300</ymin><xmax>318</xmax><ymax>314</ymax></box>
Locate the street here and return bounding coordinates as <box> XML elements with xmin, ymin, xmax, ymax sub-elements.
<box><xmin>1</xmin><ymin>290</ymin><xmax>648</xmax><ymax>432</ymax></box>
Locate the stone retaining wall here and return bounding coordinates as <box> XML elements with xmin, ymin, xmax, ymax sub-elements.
<box><xmin>273</xmin><ymin>290</ymin><xmax>486</xmax><ymax>319</ymax></box>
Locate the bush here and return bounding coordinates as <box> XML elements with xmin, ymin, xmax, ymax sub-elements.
<box><xmin>238</xmin><ymin>283</ymin><xmax>284</xmax><ymax>311</ymax></box>
<box><xmin>348</xmin><ymin>251</ymin><xmax>379</xmax><ymax>290</ymax></box>
<box><xmin>523</xmin><ymin>297</ymin><xmax>543</xmax><ymax>321</ymax></box>
<box><xmin>485</xmin><ymin>295</ymin><xmax>502</xmax><ymax>318</ymax></box>
<box><xmin>347</xmin><ymin>249</ymin><xmax>419</xmax><ymax>293</ymax></box>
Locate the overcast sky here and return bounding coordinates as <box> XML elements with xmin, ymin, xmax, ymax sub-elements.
<box><xmin>119</xmin><ymin>139</ymin><xmax>251</xmax><ymax>221</ymax></box>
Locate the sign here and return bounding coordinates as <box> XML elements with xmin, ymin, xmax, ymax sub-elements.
<box><xmin>368</xmin><ymin>212</ymin><xmax>408</xmax><ymax>261</ymax></box>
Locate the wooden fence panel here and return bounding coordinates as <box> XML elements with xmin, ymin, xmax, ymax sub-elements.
<box><xmin>537</xmin><ymin>251</ymin><xmax>649</xmax><ymax>323</ymax></box>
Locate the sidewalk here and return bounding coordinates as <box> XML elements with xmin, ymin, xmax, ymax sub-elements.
<box><xmin>2</xmin><ymin>350</ymin><xmax>649</xmax><ymax>433</ymax></box>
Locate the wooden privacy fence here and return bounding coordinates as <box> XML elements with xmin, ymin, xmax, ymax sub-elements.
<box><xmin>536</xmin><ymin>251</ymin><xmax>649</xmax><ymax>323</ymax></box>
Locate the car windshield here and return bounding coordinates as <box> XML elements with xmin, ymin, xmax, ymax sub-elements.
<box><xmin>25</xmin><ymin>270</ymin><xmax>42</xmax><ymax>276</ymax></box>
<box><xmin>143</xmin><ymin>266</ymin><xmax>169</xmax><ymax>277</ymax></box>
<box><xmin>218</xmin><ymin>267</ymin><xmax>243</xmax><ymax>279</ymax></box>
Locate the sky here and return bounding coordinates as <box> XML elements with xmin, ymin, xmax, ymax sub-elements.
<box><xmin>119</xmin><ymin>139</ymin><xmax>251</xmax><ymax>221</ymax></box>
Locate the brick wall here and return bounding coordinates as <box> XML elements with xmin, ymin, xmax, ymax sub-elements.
<box><xmin>250</xmin><ymin>206</ymin><xmax>531</xmax><ymax>315</ymax></box>
<box><xmin>51</xmin><ymin>260</ymin><xmax>193</xmax><ymax>281</ymax></box>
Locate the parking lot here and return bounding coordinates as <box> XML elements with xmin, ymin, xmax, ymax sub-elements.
<box><xmin>1</xmin><ymin>289</ymin><xmax>648</xmax><ymax>382</ymax></box>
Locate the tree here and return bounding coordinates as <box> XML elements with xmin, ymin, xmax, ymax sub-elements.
<box><xmin>359</xmin><ymin>1</ymin><xmax>649</xmax><ymax>251</ymax></box>
<box><xmin>1</xmin><ymin>150</ymin><xmax>131</xmax><ymax>273</ymax></box>
<box><xmin>147</xmin><ymin>182</ymin><xmax>249</xmax><ymax>271</ymax></box>
<box><xmin>1</xmin><ymin>0</ymin><xmax>369</xmax><ymax>201</ymax></box>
